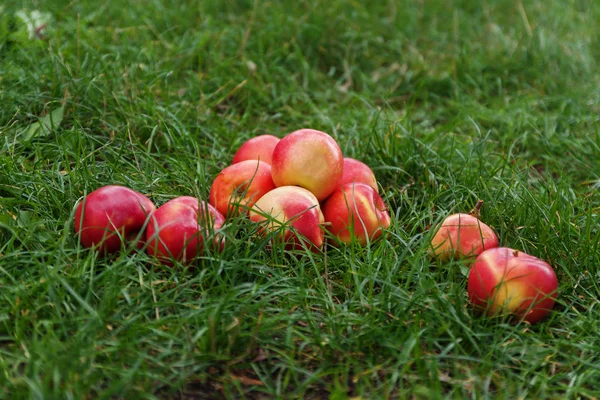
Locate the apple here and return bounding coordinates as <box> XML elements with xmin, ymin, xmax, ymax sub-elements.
<box><xmin>74</xmin><ymin>185</ymin><xmax>155</xmax><ymax>254</ymax></box>
<box><xmin>322</xmin><ymin>183</ymin><xmax>391</xmax><ymax>245</ymax></box>
<box><xmin>146</xmin><ymin>196</ymin><xmax>225</xmax><ymax>264</ymax></box>
<box><xmin>232</xmin><ymin>134</ymin><xmax>280</xmax><ymax>165</ymax></box>
<box><xmin>468</xmin><ymin>247</ymin><xmax>559</xmax><ymax>323</ymax></box>
<box><xmin>209</xmin><ymin>160</ymin><xmax>276</xmax><ymax>217</ymax></box>
<box><xmin>249</xmin><ymin>186</ymin><xmax>324</xmax><ymax>251</ymax></box>
<box><xmin>339</xmin><ymin>158</ymin><xmax>379</xmax><ymax>193</ymax></box>
<box><xmin>430</xmin><ymin>210</ymin><xmax>499</xmax><ymax>261</ymax></box>
<box><xmin>271</xmin><ymin>129</ymin><xmax>343</xmax><ymax>201</ymax></box>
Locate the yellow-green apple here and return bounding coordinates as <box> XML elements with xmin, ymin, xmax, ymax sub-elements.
<box><xmin>146</xmin><ymin>196</ymin><xmax>225</xmax><ymax>265</ymax></box>
<box><xmin>430</xmin><ymin>213</ymin><xmax>498</xmax><ymax>261</ymax></box>
<box><xmin>468</xmin><ymin>247</ymin><xmax>558</xmax><ymax>323</ymax></box>
<box><xmin>232</xmin><ymin>134</ymin><xmax>280</xmax><ymax>165</ymax></box>
<box><xmin>271</xmin><ymin>129</ymin><xmax>343</xmax><ymax>201</ymax></box>
<box><xmin>249</xmin><ymin>186</ymin><xmax>324</xmax><ymax>251</ymax></box>
<box><xmin>74</xmin><ymin>185</ymin><xmax>155</xmax><ymax>254</ymax></box>
<box><xmin>322</xmin><ymin>183</ymin><xmax>391</xmax><ymax>245</ymax></box>
<box><xmin>209</xmin><ymin>160</ymin><xmax>276</xmax><ymax>217</ymax></box>
<box><xmin>339</xmin><ymin>158</ymin><xmax>379</xmax><ymax>193</ymax></box>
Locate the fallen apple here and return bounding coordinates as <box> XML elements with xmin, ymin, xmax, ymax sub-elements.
<box><xmin>322</xmin><ymin>183</ymin><xmax>391</xmax><ymax>245</ymax></box>
<box><xmin>232</xmin><ymin>134</ymin><xmax>280</xmax><ymax>165</ymax></box>
<box><xmin>430</xmin><ymin>204</ymin><xmax>499</xmax><ymax>261</ymax></box>
<box><xmin>339</xmin><ymin>157</ymin><xmax>379</xmax><ymax>193</ymax></box>
<box><xmin>270</xmin><ymin>129</ymin><xmax>343</xmax><ymax>201</ymax></box>
<box><xmin>249</xmin><ymin>186</ymin><xmax>324</xmax><ymax>251</ymax></box>
<box><xmin>74</xmin><ymin>185</ymin><xmax>155</xmax><ymax>254</ymax></box>
<box><xmin>468</xmin><ymin>247</ymin><xmax>559</xmax><ymax>323</ymax></box>
<box><xmin>209</xmin><ymin>160</ymin><xmax>276</xmax><ymax>217</ymax></box>
<box><xmin>146</xmin><ymin>196</ymin><xmax>225</xmax><ymax>265</ymax></box>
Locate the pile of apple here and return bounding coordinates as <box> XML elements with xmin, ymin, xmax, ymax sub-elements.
<box><xmin>429</xmin><ymin>202</ymin><xmax>559</xmax><ymax>324</ymax></box>
<box><xmin>74</xmin><ymin>129</ymin><xmax>391</xmax><ymax>265</ymax></box>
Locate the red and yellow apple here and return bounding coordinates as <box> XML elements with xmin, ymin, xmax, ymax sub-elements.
<box><xmin>146</xmin><ymin>196</ymin><xmax>225</xmax><ymax>264</ymax></box>
<box><xmin>249</xmin><ymin>186</ymin><xmax>324</xmax><ymax>251</ymax></box>
<box><xmin>430</xmin><ymin>213</ymin><xmax>499</xmax><ymax>261</ymax></box>
<box><xmin>322</xmin><ymin>183</ymin><xmax>391</xmax><ymax>245</ymax></box>
<box><xmin>468</xmin><ymin>247</ymin><xmax>559</xmax><ymax>323</ymax></box>
<box><xmin>232</xmin><ymin>134</ymin><xmax>280</xmax><ymax>165</ymax></box>
<box><xmin>209</xmin><ymin>160</ymin><xmax>276</xmax><ymax>217</ymax></box>
<box><xmin>271</xmin><ymin>129</ymin><xmax>343</xmax><ymax>201</ymax></box>
<box><xmin>339</xmin><ymin>158</ymin><xmax>379</xmax><ymax>193</ymax></box>
<box><xmin>74</xmin><ymin>185</ymin><xmax>155</xmax><ymax>254</ymax></box>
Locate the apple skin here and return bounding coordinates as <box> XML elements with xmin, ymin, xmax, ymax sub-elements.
<box><xmin>232</xmin><ymin>134</ymin><xmax>280</xmax><ymax>165</ymax></box>
<box><xmin>209</xmin><ymin>160</ymin><xmax>276</xmax><ymax>217</ymax></box>
<box><xmin>146</xmin><ymin>196</ymin><xmax>225</xmax><ymax>265</ymax></box>
<box><xmin>248</xmin><ymin>186</ymin><xmax>325</xmax><ymax>251</ymax></box>
<box><xmin>74</xmin><ymin>185</ymin><xmax>155</xmax><ymax>254</ymax></box>
<box><xmin>322</xmin><ymin>183</ymin><xmax>391</xmax><ymax>246</ymax></box>
<box><xmin>468</xmin><ymin>247</ymin><xmax>559</xmax><ymax>323</ymax></box>
<box><xmin>430</xmin><ymin>213</ymin><xmax>499</xmax><ymax>261</ymax></box>
<box><xmin>339</xmin><ymin>158</ymin><xmax>379</xmax><ymax>193</ymax></box>
<box><xmin>270</xmin><ymin>129</ymin><xmax>343</xmax><ymax>201</ymax></box>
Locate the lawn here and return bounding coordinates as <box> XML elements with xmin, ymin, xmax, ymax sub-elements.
<box><xmin>1</xmin><ymin>0</ymin><xmax>600</xmax><ymax>398</ymax></box>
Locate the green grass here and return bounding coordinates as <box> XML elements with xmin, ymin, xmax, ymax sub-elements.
<box><xmin>1</xmin><ymin>0</ymin><xmax>600</xmax><ymax>398</ymax></box>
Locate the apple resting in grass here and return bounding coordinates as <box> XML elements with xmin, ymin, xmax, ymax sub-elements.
<box><xmin>74</xmin><ymin>185</ymin><xmax>155</xmax><ymax>254</ymax></box>
<box><xmin>146</xmin><ymin>196</ymin><xmax>225</xmax><ymax>265</ymax></box>
<box><xmin>339</xmin><ymin>158</ymin><xmax>379</xmax><ymax>193</ymax></box>
<box><xmin>430</xmin><ymin>208</ymin><xmax>499</xmax><ymax>261</ymax></box>
<box><xmin>232</xmin><ymin>134</ymin><xmax>280</xmax><ymax>165</ymax></box>
<box><xmin>209</xmin><ymin>160</ymin><xmax>276</xmax><ymax>217</ymax></box>
<box><xmin>249</xmin><ymin>186</ymin><xmax>324</xmax><ymax>251</ymax></box>
<box><xmin>322</xmin><ymin>183</ymin><xmax>391</xmax><ymax>245</ymax></box>
<box><xmin>271</xmin><ymin>129</ymin><xmax>343</xmax><ymax>201</ymax></box>
<box><xmin>468</xmin><ymin>247</ymin><xmax>559</xmax><ymax>323</ymax></box>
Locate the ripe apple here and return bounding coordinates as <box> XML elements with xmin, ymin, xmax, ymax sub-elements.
<box><xmin>322</xmin><ymin>183</ymin><xmax>391</xmax><ymax>245</ymax></box>
<box><xmin>209</xmin><ymin>160</ymin><xmax>276</xmax><ymax>217</ymax></box>
<box><xmin>74</xmin><ymin>185</ymin><xmax>155</xmax><ymax>254</ymax></box>
<box><xmin>430</xmin><ymin>211</ymin><xmax>499</xmax><ymax>261</ymax></box>
<box><xmin>271</xmin><ymin>129</ymin><xmax>343</xmax><ymax>201</ymax></box>
<box><xmin>339</xmin><ymin>158</ymin><xmax>379</xmax><ymax>193</ymax></box>
<box><xmin>468</xmin><ymin>247</ymin><xmax>559</xmax><ymax>323</ymax></box>
<box><xmin>232</xmin><ymin>134</ymin><xmax>280</xmax><ymax>165</ymax></box>
<box><xmin>248</xmin><ymin>186</ymin><xmax>324</xmax><ymax>251</ymax></box>
<box><xmin>146</xmin><ymin>196</ymin><xmax>225</xmax><ymax>265</ymax></box>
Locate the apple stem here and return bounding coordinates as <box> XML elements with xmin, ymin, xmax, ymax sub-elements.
<box><xmin>513</xmin><ymin>250</ymin><xmax>519</xmax><ymax>257</ymax></box>
<box><xmin>469</xmin><ymin>200</ymin><xmax>484</xmax><ymax>218</ymax></box>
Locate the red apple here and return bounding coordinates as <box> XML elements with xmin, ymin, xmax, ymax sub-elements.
<box><xmin>322</xmin><ymin>183</ymin><xmax>391</xmax><ymax>245</ymax></box>
<box><xmin>74</xmin><ymin>185</ymin><xmax>155</xmax><ymax>254</ymax></box>
<box><xmin>430</xmin><ymin>212</ymin><xmax>499</xmax><ymax>261</ymax></box>
<box><xmin>271</xmin><ymin>129</ymin><xmax>343</xmax><ymax>201</ymax></box>
<box><xmin>209</xmin><ymin>160</ymin><xmax>276</xmax><ymax>217</ymax></box>
<box><xmin>468</xmin><ymin>247</ymin><xmax>559</xmax><ymax>323</ymax></box>
<box><xmin>146</xmin><ymin>196</ymin><xmax>225</xmax><ymax>264</ymax></box>
<box><xmin>232</xmin><ymin>134</ymin><xmax>280</xmax><ymax>165</ymax></box>
<box><xmin>249</xmin><ymin>186</ymin><xmax>324</xmax><ymax>251</ymax></box>
<box><xmin>339</xmin><ymin>158</ymin><xmax>379</xmax><ymax>193</ymax></box>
